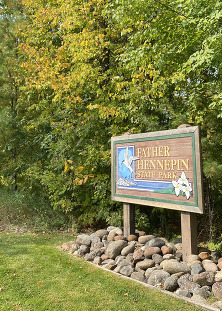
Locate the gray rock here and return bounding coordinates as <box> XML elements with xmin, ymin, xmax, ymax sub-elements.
<box><xmin>102</xmin><ymin>259</ymin><xmax>115</xmax><ymax>265</ymax></box>
<box><xmin>175</xmin><ymin>289</ymin><xmax>191</xmax><ymax>298</ymax></box>
<box><xmin>138</xmin><ymin>235</ymin><xmax>155</xmax><ymax>244</ymax></box>
<box><xmin>107</xmin><ymin>226</ymin><xmax>117</xmax><ymax>232</ymax></box>
<box><xmin>191</xmin><ymin>264</ymin><xmax>204</xmax><ymax>275</ymax></box>
<box><xmin>119</xmin><ymin>265</ymin><xmax>134</xmax><ymax>277</ymax></box>
<box><xmin>126</xmin><ymin>253</ymin><xmax>134</xmax><ymax>264</ymax></box>
<box><xmin>90</xmin><ymin>235</ymin><xmax>101</xmax><ymax>245</ymax></box>
<box><xmin>215</xmin><ymin>271</ymin><xmax>222</xmax><ymax>282</ymax></box>
<box><xmin>152</xmin><ymin>254</ymin><xmax>164</xmax><ymax>265</ymax></box>
<box><xmin>118</xmin><ymin>259</ymin><xmax>133</xmax><ymax>268</ymax></box>
<box><xmin>92</xmin><ymin>242</ymin><xmax>104</xmax><ymax>249</ymax></box>
<box><xmin>193</xmin><ymin>271</ymin><xmax>215</xmax><ymax>286</ymax></box>
<box><xmin>106</xmin><ymin>240</ymin><xmax>127</xmax><ymax>259</ymax></box>
<box><xmin>110</xmin><ymin>227</ymin><xmax>123</xmax><ymax>235</ymax></box>
<box><xmin>131</xmin><ymin>271</ymin><xmax>145</xmax><ymax>282</ymax></box>
<box><xmin>115</xmin><ymin>256</ymin><xmax>126</xmax><ymax>265</ymax></box>
<box><xmin>164</xmin><ymin>275</ymin><xmax>179</xmax><ymax>292</ymax></box>
<box><xmin>95</xmin><ymin>229</ymin><xmax>108</xmax><ymax>239</ymax></box>
<box><xmin>193</xmin><ymin>286</ymin><xmax>211</xmax><ymax>299</ymax></box>
<box><xmin>84</xmin><ymin>250</ymin><xmax>101</xmax><ymax>261</ymax></box>
<box><xmin>187</xmin><ymin>260</ymin><xmax>202</xmax><ymax>268</ymax></box>
<box><xmin>93</xmin><ymin>256</ymin><xmax>102</xmax><ymax>265</ymax></box>
<box><xmin>148</xmin><ymin>270</ymin><xmax>170</xmax><ymax>286</ymax></box>
<box><xmin>79</xmin><ymin>244</ymin><xmax>90</xmax><ymax>256</ymax></box>
<box><xmin>163</xmin><ymin>254</ymin><xmax>175</xmax><ymax>260</ymax></box>
<box><xmin>121</xmin><ymin>243</ymin><xmax>135</xmax><ymax>256</ymax></box>
<box><xmin>107</xmin><ymin>231</ymin><xmax>117</xmax><ymax>241</ymax></box>
<box><xmin>162</xmin><ymin>260</ymin><xmax>191</xmax><ymax>274</ymax></box>
<box><xmin>175</xmin><ymin>251</ymin><xmax>183</xmax><ymax>261</ymax></box>
<box><xmin>145</xmin><ymin>267</ymin><xmax>158</xmax><ymax>279</ymax></box>
<box><xmin>212</xmin><ymin>282</ymin><xmax>222</xmax><ymax>299</ymax></box>
<box><xmin>136</xmin><ymin>259</ymin><xmax>155</xmax><ymax>270</ymax></box>
<box><xmin>76</xmin><ymin>234</ymin><xmax>91</xmax><ymax>246</ymax></box>
<box><xmin>147</xmin><ymin>238</ymin><xmax>165</xmax><ymax>248</ymax></box>
<box><xmin>178</xmin><ymin>274</ymin><xmax>201</xmax><ymax>293</ymax></box>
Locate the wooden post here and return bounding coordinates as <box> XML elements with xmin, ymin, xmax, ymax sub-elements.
<box><xmin>123</xmin><ymin>203</ymin><xmax>135</xmax><ymax>238</ymax></box>
<box><xmin>181</xmin><ymin>211</ymin><xmax>198</xmax><ymax>262</ymax></box>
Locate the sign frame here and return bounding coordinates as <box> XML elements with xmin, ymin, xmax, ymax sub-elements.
<box><xmin>111</xmin><ymin>126</ymin><xmax>204</xmax><ymax>214</ymax></box>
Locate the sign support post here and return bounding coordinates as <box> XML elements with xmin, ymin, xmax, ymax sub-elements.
<box><xmin>123</xmin><ymin>203</ymin><xmax>135</xmax><ymax>237</ymax></box>
<box><xmin>181</xmin><ymin>211</ymin><xmax>198</xmax><ymax>261</ymax></box>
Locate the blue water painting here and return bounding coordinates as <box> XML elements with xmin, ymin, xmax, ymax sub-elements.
<box><xmin>117</xmin><ymin>146</ymin><xmax>172</xmax><ymax>193</ymax></box>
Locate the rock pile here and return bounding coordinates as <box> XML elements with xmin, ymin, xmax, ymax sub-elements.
<box><xmin>60</xmin><ymin>227</ymin><xmax>222</xmax><ymax>307</ymax></box>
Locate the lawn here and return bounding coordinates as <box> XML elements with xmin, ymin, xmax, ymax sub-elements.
<box><xmin>0</xmin><ymin>232</ymin><xmax>204</xmax><ymax>311</ymax></box>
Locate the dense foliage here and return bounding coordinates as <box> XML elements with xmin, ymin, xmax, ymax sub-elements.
<box><xmin>0</xmin><ymin>0</ymin><xmax>222</xmax><ymax>237</ymax></box>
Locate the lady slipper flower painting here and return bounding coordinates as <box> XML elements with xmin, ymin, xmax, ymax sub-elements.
<box><xmin>172</xmin><ymin>171</ymin><xmax>192</xmax><ymax>199</ymax></box>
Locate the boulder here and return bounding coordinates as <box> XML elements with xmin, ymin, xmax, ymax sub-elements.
<box><xmin>106</xmin><ymin>240</ymin><xmax>127</xmax><ymax>259</ymax></box>
<box><xmin>138</xmin><ymin>235</ymin><xmax>155</xmax><ymax>244</ymax></box>
<box><xmin>131</xmin><ymin>271</ymin><xmax>145</xmax><ymax>282</ymax></box>
<box><xmin>164</xmin><ymin>275</ymin><xmax>179</xmax><ymax>292</ymax></box>
<box><xmin>119</xmin><ymin>265</ymin><xmax>134</xmax><ymax>277</ymax></box>
<box><xmin>93</xmin><ymin>256</ymin><xmax>102</xmax><ymax>265</ymax></box>
<box><xmin>121</xmin><ymin>242</ymin><xmax>136</xmax><ymax>256</ymax></box>
<box><xmin>215</xmin><ymin>271</ymin><xmax>222</xmax><ymax>282</ymax></box>
<box><xmin>79</xmin><ymin>244</ymin><xmax>90</xmax><ymax>256</ymax></box>
<box><xmin>147</xmin><ymin>238</ymin><xmax>165</xmax><ymax>248</ymax></box>
<box><xmin>193</xmin><ymin>286</ymin><xmax>211</xmax><ymax>299</ymax></box>
<box><xmin>95</xmin><ymin>229</ymin><xmax>108</xmax><ymax>239</ymax></box>
<box><xmin>148</xmin><ymin>270</ymin><xmax>170</xmax><ymax>286</ymax></box>
<box><xmin>128</xmin><ymin>234</ymin><xmax>138</xmax><ymax>242</ymax></box>
<box><xmin>84</xmin><ymin>250</ymin><xmax>101</xmax><ymax>261</ymax></box>
<box><xmin>135</xmin><ymin>259</ymin><xmax>155</xmax><ymax>270</ymax></box>
<box><xmin>187</xmin><ymin>254</ymin><xmax>199</xmax><ymax>263</ymax></box>
<box><xmin>199</xmin><ymin>251</ymin><xmax>211</xmax><ymax>260</ymax></box>
<box><xmin>152</xmin><ymin>254</ymin><xmax>164</xmax><ymax>265</ymax></box>
<box><xmin>202</xmin><ymin>260</ymin><xmax>218</xmax><ymax>273</ymax></box>
<box><xmin>192</xmin><ymin>271</ymin><xmax>215</xmax><ymax>286</ymax></box>
<box><xmin>133</xmin><ymin>248</ymin><xmax>144</xmax><ymax>262</ymax></box>
<box><xmin>161</xmin><ymin>245</ymin><xmax>173</xmax><ymax>255</ymax></box>
<box><xmin>175</xmin><ymin>289</ymin><xmax>191</xmax><ymax>298</ymax></box>
<box><xmin>178</xmin><ymin>274</ymin><xmax>201</xmax><ymax>293</ymax></box>
<box><xmin>212</xmin><ymin>282</ymin><xmax>222</xmax><ymax>299</ymax></box>
<box><xmin>191</xmin><ymin>264</ymin><xmax>204</xmax><ymax>275</ymax></box>
<box><xmin>162</xmin><ymin>260</ymin><xmax>191</xmax><ymax>274</ymax></box>
<box><xmin>144</xmin><ymin>246</ymin><xmax>161</xmax><ymax>258</ymax></box>
<box><xmin>218</xmin><ymin>261</ymin><xmax>222</xmax><ymax>270</ymax></box>
<box><xmin>76</xmin><ymin>234</ymin><xmax>91</xmax><ymax>246</ymax></box>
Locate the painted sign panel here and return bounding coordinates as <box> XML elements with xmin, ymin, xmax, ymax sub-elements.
<box><xmin>111</xmin><ymin>126</ymin><xmax>204</xmax><ymax>214</ymax></box>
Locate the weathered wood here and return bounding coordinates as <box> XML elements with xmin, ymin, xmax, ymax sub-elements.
<box><xmin>123</xmin><ymin>203</ymin><xmax>135</xmax><ymax>237</ymax></box>
<box><xmin>181</xmin><ymin>211</ymin><xmax>198</xmax><ymax>261</ymax></box>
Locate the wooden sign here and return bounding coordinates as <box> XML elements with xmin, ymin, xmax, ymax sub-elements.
<box><xmin>111</xmin><ymin>126</ymin><xmax>204</xmax><ymax>214</ymax></box>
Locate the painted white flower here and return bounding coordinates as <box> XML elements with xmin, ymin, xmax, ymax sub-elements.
<box><xmin>181</xmin><ymin>183</ymin><xmax>192</xmax><ymax>199</ymax></box>
<box><xmin>178</xmin><ymin>171</ymin><xmax>189</xmax><ymax>186</ymax></box>
<box><xmin>172</xmin><ymin>180</ymin><xmax>182</xmax><ymax>196</ymax></box>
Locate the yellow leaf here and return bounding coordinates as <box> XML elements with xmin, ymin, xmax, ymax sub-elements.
<box><xmin>64</xmin><ymin>161</ymin><xmax>68</xmax><ymax>173</ymax></box>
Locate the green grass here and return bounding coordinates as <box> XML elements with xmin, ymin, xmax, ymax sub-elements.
<box><xmin>0</xmin><ymin>233</ymin><xmax>205</xmax><ymax>311</ymax></box>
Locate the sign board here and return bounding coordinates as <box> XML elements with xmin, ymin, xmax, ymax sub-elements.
<box><xmin>111</xmin><ymin>126</ymin><xmax>203</xmax><ymax>214</ymax></box>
